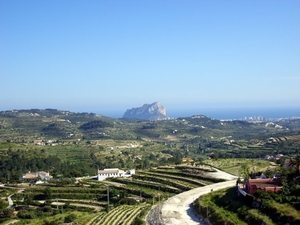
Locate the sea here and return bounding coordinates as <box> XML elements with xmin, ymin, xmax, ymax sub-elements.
<box><xmin>97</xmin><ymin>106</ymin><xmax>300</xmax><ymax>121</ymax></box>
<box><xmin>167</xmin><ymin>107</ymin><xmax>300</xmax><ymax>120</ymax></box>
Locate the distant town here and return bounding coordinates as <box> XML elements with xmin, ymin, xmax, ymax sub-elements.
<box><xmin>226</xmin><ymin>115</ymin><xmax>300</xmax><ymax>122</ymax></box>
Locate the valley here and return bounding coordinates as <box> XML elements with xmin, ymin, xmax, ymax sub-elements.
<box><xmin>0</xmin><ymin>109</ymin><xmax>299</xmax><ymax>224</ymax></box>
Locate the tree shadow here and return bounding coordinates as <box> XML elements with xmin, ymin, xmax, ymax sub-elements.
<box><xmin>186</xmin><ymin>202</ymin><xmax>203</xmax><ymax>224</ymax></box>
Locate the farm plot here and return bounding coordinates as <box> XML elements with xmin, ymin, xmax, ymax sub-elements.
<box><xmin>133</xmin><ymin>173</ymin><xmax>196</xmax><ymax>191</ymax></box>
<box><xmin>110</xmin><ymin>177</ymin><xmax>182</xmax><ymax>194</ymax></box>
<box><xmin>107</xmin><ymin>166</ymin><xmax>227</xmax><ymax>204</ymax></box>
<box><xmin>147</xmin><ymin>168</ymin><xmax>222</xmax><ymax>184</ymax></box>
<box><xmin>138</xmin><ymin>171</ymin><xmax>205</xmax><ymax>187</ymax></box>
<box><xmin>22</xmin><ymin>186</ymin><xmax>107</xmax><ymax>203</ymax></box>
<box><xmin>86</xmin><ymin>212</ymin><xmax>106</xmax><ymax>225</ymax></box>
<box><xmin>92</xmin><ymin>204</ymin><xmax>149</xmax><ymax>225</ymax></box>
<box><xmin>203</xmin><ymin>158</ymin><xmax>274</xmax><ymax>176</ymax></box>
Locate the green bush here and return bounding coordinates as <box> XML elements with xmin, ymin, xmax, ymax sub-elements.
<box><xmin>2</xmin><ymin>208</ymin><xmax>14</xmax><ymax>218</ymax></box>
<box><xmin>64</xmin><ymin>213</ymin><xmax>77</xmax><ymax>223</ymax></box>
<box><xmin>0</xmin><ymin>199</ymin><xmax>6</xmax><ymax>210</ymax></box>
<box><xmin>119</xmin><ymin>197</ymin><xmax>137</xmax><ymax>205</ymax></box>
<box><xmin>132</xmin><ymin>217</ymin><xmax>145</xmax><ymax>225</ymax></box>
<box><xmin>18</xmin><ymin>209</ymin><xmax>36</xmax><ymax>219</ymax></box>
<box><xmin>43</xmin><ymin>219</ymin><xmax>61</xmax><ymax>225</ymax></box>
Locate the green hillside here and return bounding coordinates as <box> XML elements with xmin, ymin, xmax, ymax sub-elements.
<box><xmin>0</xmin><ymin>109</ymin><xmax>300</xmax><ymax>224</ymax></box>
<box><xmin>0</xmin><ymin>109</ymin><xmax>299</xmax><ymax>181</ymax></box>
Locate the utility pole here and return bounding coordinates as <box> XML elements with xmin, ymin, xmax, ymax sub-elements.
<box><xmin>158</xmin><ymin>187</ymin><xmax>160</xmax><ymax>204</ymax></box>
<box><xmin>107</xmin><ymin>186</ymin><xmax>110</xmax><ymax>212</ymax></box>
<box><xmin>96</xmin><ymin>165</ymin><xmax>98</xmax><ymax>176</ymax></box>
<box><xmin>139</xmin><ymin>191</ymin><xmax>141</xmax><ymax>204</ymax></box>
<box><xmin>207</xmin><ymin>206</ymin><xmax>208</xmax><ymax>218</ymax></box>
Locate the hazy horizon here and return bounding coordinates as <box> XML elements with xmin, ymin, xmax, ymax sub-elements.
<box><xmin>96</xmin><ymin>105</ymin><xmax>300</xmax><ymax>120</ymax></box>
<box><xmin>2</xmin><ymin>104</ymin><xmax>299</xmax><ymax>121</ymax></box>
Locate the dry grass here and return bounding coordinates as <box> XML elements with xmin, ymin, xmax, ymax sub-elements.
<box><xmin>203</xmin><ymin>158</ymin><xmax>276</xmax><ymax>176</ymax></box>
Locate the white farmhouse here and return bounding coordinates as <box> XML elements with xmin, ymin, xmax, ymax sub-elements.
<box><xmin>97</xmin><ymin>168</ymin><xmax>125</xmax><ymax>181</ymax></box>
<box><xmin>20</xmin><ymin>171</ymin><xmax>52</xmax><ymax>182</ymax></box>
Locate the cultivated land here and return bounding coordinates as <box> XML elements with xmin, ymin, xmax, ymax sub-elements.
<box><xmin>0</xmin><ymin>109</ymin><xmax>299</xmax><ymax>224</ymax></box>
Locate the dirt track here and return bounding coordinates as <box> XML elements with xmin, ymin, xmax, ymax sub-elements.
<box><xmin>146</xmin><ymin>169</ymin><xmax>237</xmax><ymax>225</ymax></box>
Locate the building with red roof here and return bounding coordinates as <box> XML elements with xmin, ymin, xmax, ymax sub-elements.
<box><xmin>244</xmin><ymin>178</ymin><xmax>282</xmax><ymax>194</ymax></box>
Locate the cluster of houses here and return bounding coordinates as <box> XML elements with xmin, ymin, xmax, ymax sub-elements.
<box><xmin>264</xmin><ymin>153</ymin><xmax>284</xmax><ymax>161</ymax></box>
<box><xmin>33</xmin><ymin>139</ymin><xmax>58</xmax><ymax>146</ymax></box>
<box><xmin>19</xmin><ymin>171</ymin><xmax>53</xmax><ymax>182</ymax></box>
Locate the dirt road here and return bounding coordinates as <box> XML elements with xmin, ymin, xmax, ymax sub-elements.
<box><xmin>146</xmin><ymin>170</ymin><xmax>238</xmax><ymax>225</ymax></box>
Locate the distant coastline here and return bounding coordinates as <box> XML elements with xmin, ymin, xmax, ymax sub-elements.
<box><xmin>97</xmin><ymin>106</ymin><xmax>300</xmax><ymax>121</ymax></box>
<box><xmin>168</xmin><ymin>106</ymin><xmax>300</xmax><ymax>120</ymax></box>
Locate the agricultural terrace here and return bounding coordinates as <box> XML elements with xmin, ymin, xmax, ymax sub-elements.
<box><xmin>203</xmin><ymin>158</ymin><xmax>279</xmax><ymax>177</ymax></box>
<box><xmin>3</xmin><ymin>164</ymin><xmax>226</xmax><ymax>225</ymax></box>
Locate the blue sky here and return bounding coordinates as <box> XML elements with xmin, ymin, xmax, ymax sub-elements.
<box><xmin>1</xmin><ymin>0</ymin><xmax>299</xmax><ymax>118</ymax></box>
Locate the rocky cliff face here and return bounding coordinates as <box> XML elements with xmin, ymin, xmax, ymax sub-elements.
<box><xmin>123</xmin><ymin>102</ymin><xmax>167</xmax><ymax>120</ymax></box>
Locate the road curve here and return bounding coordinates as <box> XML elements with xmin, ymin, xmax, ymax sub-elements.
<box><xmin>7</xmin><ymin>194</ymin><xmax>14</xmax><ymax>208</ymax></box>
<box><xmin>146</xmin><ymin>170</ymin><xmax>238</xmax><ymax>225</ymax></box>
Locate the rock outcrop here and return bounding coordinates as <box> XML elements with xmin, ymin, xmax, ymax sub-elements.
<box><xmin>123</xmin><ymin>102</ymin><xmax>167</xmax><ymax>120</ymax></box>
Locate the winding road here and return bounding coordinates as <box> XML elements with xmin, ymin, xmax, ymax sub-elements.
<box><xmin>146</xmin><ymin>169</ymin><xmax>237</xmax><ymax>225</ymax></box>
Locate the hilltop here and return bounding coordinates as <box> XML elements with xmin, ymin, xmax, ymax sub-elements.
<box><xmin>1</xmin><ymin>108</ymin><xmax>299</xmax><ymax>144</ymax></box>
<box><xmin>0</xmin><ymin>108</ymin><xmax>299</xmax><ymax>163</ymax></box>
<box><xmin>123</xmin><ymin>102</ymin><xmax>168</xmax><ymax>120</ymax></box>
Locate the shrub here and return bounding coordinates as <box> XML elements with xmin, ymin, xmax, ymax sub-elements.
<box><xmin>18</xmin><ymin>209</ymin><xmax>36</xmax><ymax>219</ymax></box>
<box><xmin>64</xmin><ymin>213</ymin><xmax>77</xmax><ymax>223</ymax></box>
<box><xmin>2</xmin><ymin>208</ymin><xmax>14</xmax><ymax>218</ymax></box>
<box><xmin>119</xmin><ymin>197</ymin><xmax>137</xmax><ymax>205</ymax></box>
<box><xmin>43</xmin><ymin>219</ymin><xmax>61</xmax><ymax>225</ymax></box>
<box><xmin>132</xmin><ymin>217</ymin><xmax>145</xmax><ymax>225</ymax></box>
<box><xmin>253</xmin><ymin>190</ymin><xmax>272</xmax><ymax>200</ymax></box>
<box><xmin>0</xmin><ymin>199</ymin><xmax>6</xmax><ymax>210</ymax></box>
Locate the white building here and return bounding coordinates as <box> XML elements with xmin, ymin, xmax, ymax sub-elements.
<box><xmin>97</xmin><ymin>168</ymin><xmax>125</xmax><ymax>181</ymax></box>
<box><xmin>126</xmin><ymin>169</ymin><xmax>136</xmax><ymax>176</ymax></box>
<box><xmin>20</xmin><ymin>171</ymin><xmax>52</xmax><ymax>182</ymax></box>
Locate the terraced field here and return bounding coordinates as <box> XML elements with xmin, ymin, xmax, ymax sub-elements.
<box><xmin>109</xmin><ymin>166</ymin><xmax>225</xmax><ymax>200</ymax></box>
<box><xmin>11</xmin><ymin>165</ymin><xmax>227</xmax><ymax>224</ymax></box>
<box><xmin>203</xmin><ymin>158</ymin><xmax>277</xmax><ymax>176</ymax></box>
<box><xmin>88</xmin><ymin>204</ymin><xmax>150</xmax><ymax>225</ymax></box>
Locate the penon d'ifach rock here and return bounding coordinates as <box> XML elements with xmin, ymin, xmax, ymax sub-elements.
<box><xmin>123</xmin><ymin>102</ymin><xmax>168</xmax><ymax>120</ymax></box>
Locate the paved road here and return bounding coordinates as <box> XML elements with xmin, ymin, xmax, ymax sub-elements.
<box><xmin>159</xmin><ymin>180</ymin><xmax>237</xmax><ymax>225</ymax></box>
<box><xmin>51</xmin><ymin>201</ymin><xmax>102</xmax><ymax>210</ymax></box>
<box><xmin>7</xmin><ymin>194</ymin><xmax>14</xmax><ymax>208</ymax></box>
<box><xmin>7</xmin><ymin>189</ymin><xmax>24</xmax><ymax>208</ymax></box>
<box><xmin>146</xmin><ymin>169</ymin><xmax>238</xmax><ymax>225</ymax></box>
<box><xmin>3</xmin><ymin>220</ymin><xmax>19</xmax><ymax>225</ymax></box>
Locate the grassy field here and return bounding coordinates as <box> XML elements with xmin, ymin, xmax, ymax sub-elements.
<box><xmin>203</xmin><ymin>158</ymin><xmax>278</xmax><ymax>176</ymax></box>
